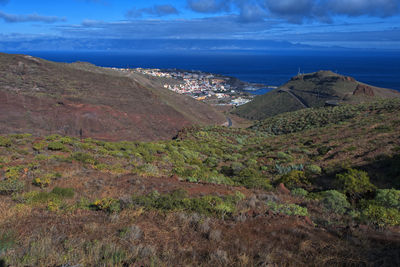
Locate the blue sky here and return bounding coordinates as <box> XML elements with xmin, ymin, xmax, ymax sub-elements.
<box><xmin>0</xmin><ymin>0</ymin><xmax>399</xmax><ymax>51</ymax></box>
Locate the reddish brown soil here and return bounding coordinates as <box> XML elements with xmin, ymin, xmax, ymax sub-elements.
<box><xmin>353</xmin><ymin>84</ymin><xmax>375</xmax><ymax>96</ymax></box>
<box><xmin>0</xmin><ymin>53</ymin><xmax>225</xmax><ymax>141</ymax></box>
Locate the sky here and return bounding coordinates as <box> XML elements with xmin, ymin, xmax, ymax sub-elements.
<box><xmin>0</xmin><ymin>0</ymin><xmax>399</xmax><ymax>52</ymax></box>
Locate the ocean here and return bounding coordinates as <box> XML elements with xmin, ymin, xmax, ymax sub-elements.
<box><xmin>13</xmin><ymin>50</ymin><xmax>400</xmax><ymax>92</ymax></box>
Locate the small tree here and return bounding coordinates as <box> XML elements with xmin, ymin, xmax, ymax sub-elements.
<box><xmin>336</xmin><ymin>168</ymin><xmax>375</xmax><ymax>200</ymax></box>
<box><xmin>321</xmin><ymin>190</ymin><xmax>350</xmax><ymax>214</ymax></box>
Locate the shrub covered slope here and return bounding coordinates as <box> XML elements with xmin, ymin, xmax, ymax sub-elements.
<box><xmin>0</xmin><ymin>99</ymin><xmax>400</xmax><ymax>266</ymax></box>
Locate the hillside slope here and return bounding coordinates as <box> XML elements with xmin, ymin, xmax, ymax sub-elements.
<box><xmin>233</xmin><ymin>70</ymin><xmax>400</xmax><ymax>120</ymax></box>
<box><xmin>0</xmin><ymin>53</ymin><xmax>225</xmax><ymax>141</ymax></box>
<box><xmin>0</xmin><ymin>99</ymin><xmax>400</xmax><ymax>266</ymax></box>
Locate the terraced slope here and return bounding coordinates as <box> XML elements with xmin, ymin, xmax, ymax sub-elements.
<box><xmin>0</xmin><ymin>53</ymin><xmax>225</xmax><ymax>141</ymax></box>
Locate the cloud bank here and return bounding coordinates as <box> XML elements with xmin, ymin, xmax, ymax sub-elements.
<box><xmin>126</xmin><ymin>4</ymin><xmax>179</xmax><ymax>18</ymax></box>
<box><xmin>187</xmin><ymin>0</ymin><xmax>400</xmax><ymax>23</ymax></box>
<box><xmin>0</xmin><ymin>11</ymin><xmax>66</xmax><ymax>23</ymax></box>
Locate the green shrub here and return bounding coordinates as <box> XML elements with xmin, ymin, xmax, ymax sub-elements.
<box><xmin>321</xmin><ymin>190</ymin><xmax>350</xmax><ymax>214</ymax></box>
<box><xmin>59</xmin><ymin>136</ymin><xmax>75</xmax><ymax>145</ymax></box>
<box><xmin>278</xmin><ymin>170</ymin><xmax>309</xmax><ymax>189</ymax></box>
<box><xmin>138</xmin><ymin>163</ymin><xmax>159</xmax><ymax>176</ymax></box>
<box><xmin>291</xmin><ymin>188</ymin><xmax>308</xmax><ymax>198</ymax></box>
<box><xmin>51</xmin><ymin>187</ymin><xmax>75</xmax><ymax>198</ymax></box>
<box><xmin>305</xmin><ymin>164</ymin><xmax>322</xmax><ymax>175</ymax></box>
<box><xmin>233</xmin><ymin>168</ymin><xmax>272</xmax><ymax>190</ymax></box>
<box><xmin>0</xmin><ymin>136</ymin><xmax>12</xmax><ymax>147</ymax></box>
<box><xmin>204</xmin><ymin>156</ymin><xmax>219</xmax><ymax>167</ymax></box>
<box><xmin>246</xmin><ymin>158</ymin><xmax>258</xmax><ymax>167</ymax></box>
<box><xmin>47</xmin><ymin>142</ymin><xmax>67</xmax><ymax>151</ymax></box>
<box><xmin>32</xmin><ymin>173</ymin><xmax>61</xmax><ymax>188</ymax></box>
<box><xmin>70</xmin><ymin>152</ymin><xmax>96</xmax><ymax>164</ymax></box>
<box><xmin>4</xmin><ymin>166</ymin><xmax>22</xmax><ymax>180</ymax></box>
<box><xmin>16</xmin><ymin>191</ymin><xmax>62</xmax><ymax>205</ymax></box>
<box><xmin>336</xmin><ymin>168</ymin><xmax>376</xmax><ymax>199</ymax></box>
<box><xmin>374</xmin><ymin>189</ymin><xmax>400</xmax><ymax>209</ymax></box>
<box><xmin>266</xmin><ymin>201</ymin><xmax>308</xmax><ymax>216</ymax></box>
<box><xmin>45</xmin><ymin>134</ymin><xmax>61</xmax><ymax>141</ymax></box>
<box><xmin>91</xmin><ymin>198</ymin><xmax>121</xmax><ymax>213</ymax></box>
<box><xmin>0</xmin><ymin>231</ymin><xmax>15</xmax><ymax>254</ymax></box>
<box><xmin>275</xmin><ymin>164</ymin><xmax>304</xmax><ymax>175</ymax></box>
<box><xmin>132</xmin><ymin>189</ymin><xmax>241</xmax><ymax>216</ymax></box>
<box><xmin>276</xmin><ymin>152</ymin><xmax>294</xmax><ymax>162</ymax></box>
<box><xmin>32</xmin><ymin>141</ymin><xmax>47</xmax><ymax>151</ymax></box>
<box><xmin>32</xmin><ymin>177</ymin><xmax>51</xmax><ymax>188</ymax></box>
<box><xmin>0</xmin><ymin>179</ymin><xmax>24</xmax><ymax>195</ymax></box>
<box><xmin>317</xmin><ymin>146</ymin><xmax>331</xmax><ymax>156</ymax></box>
<box><xmin>360</xmin><ymin>204</ymin><xmax>400</xmax><ymax>227</ymax></box>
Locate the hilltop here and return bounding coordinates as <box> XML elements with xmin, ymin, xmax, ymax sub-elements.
<box><xmin>233</xmin><ymin>70</ymin><xmax>400</xmax><ymax>120</ymax></box>
<box><xmin>0</xmin><ymin>53</ymin><xmax>225</xmax><ymax>141</ymax></box>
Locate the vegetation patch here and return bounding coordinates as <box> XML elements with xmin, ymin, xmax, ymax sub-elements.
<box><xmin>336</xmin><ymin>168</ymin><xmax>376</xmax><ymax>200</ymax></box>
<box><xmin>320</xmin><ymin>190</ymin><xmax>350</xmax><ymax>214</ymax></box>
<box><xmin>266</xmin><ymin>201</ymin><xmax>308</xmax><ymax>217</ymax></box>
<box><xmin>132</xmin><ymin>189</ymin><xmax>244</xmax><ymax>216</ymax></box>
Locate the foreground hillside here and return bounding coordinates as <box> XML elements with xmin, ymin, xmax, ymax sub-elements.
<box><xmin>234</xmin><ymin>70</ymin><xmax>400</xmax><ymax>120</ymax></box>
<box><xmin>0</xmin><ymin>53</ymin><xmax>225</xmax><ymax>141</ymax></box>
<box><xmin>0</xmin><ymin>99</ymin><xmax>399</xmax><ymax>266</ymax></box>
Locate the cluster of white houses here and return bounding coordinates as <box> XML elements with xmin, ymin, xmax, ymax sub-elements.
<box><xmin>135</xmin><ymin>68</ymin><xmax>252</xmax><ymax>105</ymax></box>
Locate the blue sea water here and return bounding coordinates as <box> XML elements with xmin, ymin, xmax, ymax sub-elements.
<box><xmin>12</xmin><ymin>50</ymin><xmax>400</xmax><ymax>92</ymax></box>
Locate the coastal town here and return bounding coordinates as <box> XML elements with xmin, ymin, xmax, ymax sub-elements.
<box><xmin>113</xmin><ymin>67</ymin><xmax>276</xmax><ymax>106</ymax></box>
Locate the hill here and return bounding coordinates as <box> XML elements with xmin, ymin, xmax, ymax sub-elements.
<box><xmin>0</xmin><ymin>53</ymin><xmax>225</xmax><ymax>141</ymax></box>
<box><xmin>0</xmin><ymin>99</ymin><xmax>399</xmax><ymax>266</ymax></box>
<box><xmin>233</xmin><ymin>70</ymin><xmax>400</xmax><ymax>120</ymax></box>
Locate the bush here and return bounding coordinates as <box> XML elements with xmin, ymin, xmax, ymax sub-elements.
<box><xmin>4</xmin><ymin>166</ymin><xmax>22</xmax><ymax>180</ymax></box>
<box><xmin>0</xmin><ymin>136</ymin><xmax>12</xmax><ymax>147</ymax></box>
<box><xmin>32</xmin><ymin>177</ymin><xmax>51</xmax><ymax>188</ymax></box>
<box><xmin>132</xmin><ymin>189</ymin><xmax>242</xmax><ymax>216</ymax></box>
<box><xmin>266</xmin><ymin>201</ymin><xmax>308</xmax><ymax>216</ymax></box>
<box><xmin>91</xmin><ymin>198</ymin><xmax>121</xmax><ymax>213</ymax></box>
<box><xmin>291</xmin><ymin>188</ymin><xmax>308</xmax><ymax>198</ymax></box>
<box><xmin>233</xmin><ymin>168</ymin><xmax>272</xmax><ymax>190</ymax></box>
<box><xmin>138</xmin><ymin>163</ymin><xmax>159</xmax><ymax>176</ymax></box>
<box><xmin>276</xmin><ymin>152</ymin><xmax>293</xmax><ymax>162</ymax></box>
<box><xmin>278</xmin><ymin>170</ymin><xmax>309</xmax><ymax>189</ymax></box>
<box><xmin>0</xmin><ymin>231</ymin><xmax>15</xmax><ymax>254</ymax></box>
<box><xmin>317</xmin><ymin>146</ymin><xmax>331</xmax><ymax>156</ymax></box>
<box><xmin>16</xmin><ymin>190</ymin><xmax>69</xmax><ymax>206</ymax></box>
<box><xmin>336</xmin><ymin>168</ymin><xmax>376</xmax><ymax>199</ymax></box>
<box><xmin>51</xmin><ymin>187</ymin><xmax>75</xmax><ymax>198</ymax></box>
<box><xmin>0</xmin><ymin>179</ymin><xmax>24</xmax><ymax>195</ymax></box>
<box><xmin>374</xmin><ymin>189</ymin><xmax>400</xmax><ymax>209</ymax></box>
<box><xmin>32</xmin><ymin>141</ymin><xmax>47</xmax><ymax>151</ymax></box>
<box><xmin>361</xmin><ymin>204</ymin><xmax>400</xmax><ymax>227</ymax></box>
<box><xmin>275</xmin><ymin>164</ymin><xmax>304</xmax><ymax>175</ymax></box>
<box><xmin>305</xmin><ymin>164</ymin><xmax>322</xmax><ymax>175</ymax></box>
<box><xmin>32</xmin><ymin>173</ymin><xmax>61</xmax><ymax>188</ymax></box>
<box><xmin>47</xmin><ymin>142</ymin><xmax>67</xmax><ymax>151</ymax></box>
<box><xmin>321</xmin><ymin>190</ymin><xmax>350</xmax><ymax>214</ymax></box>
<box><xmin>70</xmin><ymin>152</ymin><xmax>96</xmax><ymax>164</ymax></box>
<box><xmin>204</xmin><ymin>156</ymin><xmax>219</xmax><ymax>168</ymax></box>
